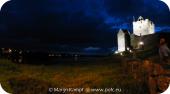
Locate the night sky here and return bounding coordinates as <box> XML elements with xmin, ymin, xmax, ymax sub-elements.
<box><xmin>0</xmin><ymin>0</ymin><xmax>170</xmax><ymax>50</ymax></box>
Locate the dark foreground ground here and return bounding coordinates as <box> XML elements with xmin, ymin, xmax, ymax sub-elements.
<box><xmin>0</xmin><ymin>54</ymin><xmax>170</xmax><ymax>94</ymax></box>
<box><xmin>0</xmin><ymin>56</ymin><xmax>146</xmax><ymax>94</ymax></box>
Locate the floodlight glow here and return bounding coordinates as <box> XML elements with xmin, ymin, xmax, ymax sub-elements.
<box><xmin>114</xmin><ymin>51</ymin><xmax>119</xmax><ymax>54</ymax></box>
<box><xmin>0</xmin><ymin>0</ymin><xmax>10</xmax><ymax>11</ymax></box>
<box><xmin>139</xmin><ymin>41</ymin><xmax>144</xmax><ymax>45</ymax></box>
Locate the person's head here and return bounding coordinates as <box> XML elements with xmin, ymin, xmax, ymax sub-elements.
<box><xmin>160</xmin><ymin>38</ymin><xmax>166</xmax><ymax>45</ymax></box>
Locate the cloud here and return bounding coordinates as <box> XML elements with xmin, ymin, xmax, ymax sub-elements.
<box><xmin>155</xmin><ymin>26</ymin><xmax>170</xmax><ymax>32</ymax></box>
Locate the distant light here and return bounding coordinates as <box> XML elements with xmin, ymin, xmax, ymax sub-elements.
<box><xmin>18</xmin><ymin>59</ymin><xmax>22</xmax><ymax>63</ymax></box>
<box><xmin>49</xmin><ymin>54</ymin><xmax>54</xmax><ymax>57</ymax></box>
<box><xmin>19</xmin><ymin>51</ymin><xmax>22</xmax><ymax>54</ymax></box>
<box><xmin>130</xmin><ymin>50</ymin><xmax>133</xmax><ymax>53</ymax></box>
<box><xmin>8</xmin><ymin>49</ymin><xmax>12</xmax><ymax>53</ymax></box>
<box><xmin>127</xmin><ymin>47</ymin><xmax>130</xmax><ymax>51</ymax></box>
<box><xmin>55</xmin><ymin>54</ymin><xmax>62</xmax><ymax>57</ymax></box>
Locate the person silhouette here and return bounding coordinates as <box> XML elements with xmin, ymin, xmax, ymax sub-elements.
<box><xmin>159</xmin><ymin>38</ymin><xmax>170</xmax><ymax>63</ymax></box>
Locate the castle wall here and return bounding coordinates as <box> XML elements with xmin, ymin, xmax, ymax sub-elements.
<box><xmin>131</xmin><ymin>34</ymin><xmax>159</xmax><ymax>50</ymax></box>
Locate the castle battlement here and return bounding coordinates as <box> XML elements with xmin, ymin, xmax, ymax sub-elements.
<box><xmin>133</xmin><ymin>16</ymin><xmax>155</xmax><ymax>36</ymax></box>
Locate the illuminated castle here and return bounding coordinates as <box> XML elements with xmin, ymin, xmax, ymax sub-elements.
<box><xmin>116</xmin><ymin>16</ymin><xmax>155</xmax><ymax>53</ymax></box>
<box><xmin>133</xmin><ymin>16</ymin><xmax>155</xmax><ymax>36</ymax></box>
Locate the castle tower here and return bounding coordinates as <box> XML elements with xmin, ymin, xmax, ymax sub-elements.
<box><xmin>117</xmin><ymin>29</ymin><xmax>125</xmax><ymax>52</ymax></box>
<box><xmin>117</xmin><ymin>29</ymin><xmax>131</xmax><ymax>52</ymax></box>
<box><xmin>133</xmin><ymin>16</ymin><xmax>155</xmax><ymax>36</ymax></box>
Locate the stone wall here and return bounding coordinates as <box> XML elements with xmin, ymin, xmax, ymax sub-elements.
<box><xmin>131</xmin><ymin>34</ymin><xmax>159</xmax><ymax>50</ymax></box>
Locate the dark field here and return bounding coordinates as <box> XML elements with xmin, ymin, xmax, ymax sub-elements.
<box><xmin>0</xmin><ymin>56</ymin><xmax>151</xmax><ymax>94</ymax></box>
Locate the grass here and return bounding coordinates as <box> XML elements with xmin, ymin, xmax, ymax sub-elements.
<box><xmin>0</xmin><ymin>57</ymin><xmax>149</xmax><ymax>94</ymax></box>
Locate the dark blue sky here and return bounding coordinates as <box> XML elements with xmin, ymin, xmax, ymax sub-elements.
<box><xmin>0</xmin><ymin>0</ymin><xmax>170</xmax><ymax>49</ymax></box>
